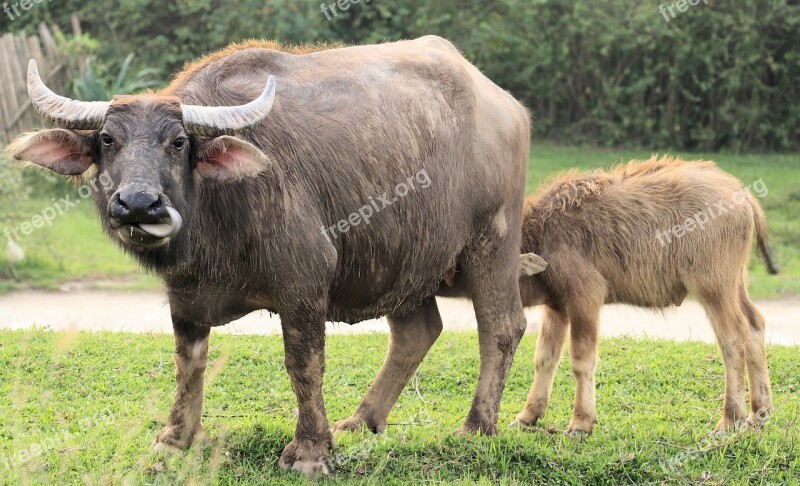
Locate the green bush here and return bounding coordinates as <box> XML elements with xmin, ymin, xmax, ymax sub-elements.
<box><xmin>0</xmin><ymin>154</ymin><xmax>28</xmax><ymax>204</ymax></box>
<box><xmin>2</xmin><ymin>0</ymin><xmax>798</xmax><ymax>151</ymax></box>
<box><xmin>0</xmin><ymin>153</ymin><xmax>73</xmax><ymax>205</ymax></box>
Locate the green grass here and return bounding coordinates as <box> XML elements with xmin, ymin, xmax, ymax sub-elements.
<box><xmin>1</xmin><ymin>144</ymin><xmax>799</xmax><ymax>297</ymax></box>
<box><xmin>0</xmin><ymin>330</ymin><xmax>797</xmax><ymax>484</ymax></box>
<box><xmin>0</xmin><ymin>183</ymin><xmax>158</xmax><ymax>293</ymax></box>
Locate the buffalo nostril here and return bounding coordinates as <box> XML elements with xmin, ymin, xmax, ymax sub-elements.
<box><xmin>110</xmin><ymin>191</ymin><xmax>167</xmax><ymax>224</ymax></box>
<box><xmin>109</xmin><ymin>194</ymin><xmax>130</xmax><ymax>222</ymax></box>
<box><xmin>119</xmin><ymin>191</ymin><xmax>161</xmax><ymax>211</ymax></box>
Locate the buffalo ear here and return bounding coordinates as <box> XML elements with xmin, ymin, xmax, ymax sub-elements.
<box><xmin>194</xmin><ymin>135</ymin><xmax>271</xmax><ymax>182</ymax></box>
<box><xmin>520</xmin><ymin>253</ymin><xmax>548</xmax><ymax>276</ymax></box>
<box><xmin>8</xmin><ymin>129</ymin><xmax>94</xmax><ymax>176</ymax></box>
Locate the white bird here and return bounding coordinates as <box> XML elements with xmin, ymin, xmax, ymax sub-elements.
<box><xmin>6</xmin><ymin>239</ymin><xmax>25</xmax><ymax>263</ymax></box>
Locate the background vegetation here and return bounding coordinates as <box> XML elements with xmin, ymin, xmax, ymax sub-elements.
<box><xmin>1</xmin><ymin>0</ymin><xmax>798</xmax><ymax>151</ymax></box>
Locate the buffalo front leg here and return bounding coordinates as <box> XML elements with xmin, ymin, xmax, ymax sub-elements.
<box><xmin>155</xmin><ymin>318</ymin><xmax>210</xmax><ymax>451</ymax></box>
<box><xmin>335</xmin><ymin>297</ymin><xmax>443</xmax><ymax>434</ymax></box>
<box><xmin>278</xmin><ymin>306</ymin><xmax>334</xmax><ymax>475</ymax></box>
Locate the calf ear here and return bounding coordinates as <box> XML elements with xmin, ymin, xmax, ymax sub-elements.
<box><xmin>8</xmin><ymin>129</ymin><xmax>94</xmax><ymax>176</ymax></box>
<box><xmin>194</xmin><ymin>135</ymin><xmax>271</xmax><ymax>182</ymax></box>
<box><xmin>520</xmin><ymin>253</ymin><xmax>548</xmax><ymax>276</ymax></box>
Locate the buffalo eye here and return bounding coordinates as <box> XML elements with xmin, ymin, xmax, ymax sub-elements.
<box><xmin>172</xmin><ymin>137</ymin><xmax>187</xmax><ymax>150</ymax></box>
<box><xmin>100</xmin><ymin>133</ymin><xmax>114</xmax><ymax>146</ymax></box>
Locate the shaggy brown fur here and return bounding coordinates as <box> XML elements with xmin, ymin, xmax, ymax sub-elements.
<box><xmin>513</xmin><ymin>156</ymin><xmax>776</xmax><ymax>435</ymax></box>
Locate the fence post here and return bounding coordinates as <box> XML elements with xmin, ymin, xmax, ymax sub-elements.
<box><xmin>0</xmin><ymin>24</ymin><xmax>70</xmax><ymax>145</ymax></box>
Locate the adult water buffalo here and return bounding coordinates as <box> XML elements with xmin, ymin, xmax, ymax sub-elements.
<box><xmin>10</xmin><ymin>36</ymin><xmax>531</xmax><ymax>474</ymax></box>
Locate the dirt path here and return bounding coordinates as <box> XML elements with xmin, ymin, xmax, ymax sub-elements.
<box><xmin>0</xmin><ymin>290</ymin><xmax>798</xmax><ymax>344</ymax></box>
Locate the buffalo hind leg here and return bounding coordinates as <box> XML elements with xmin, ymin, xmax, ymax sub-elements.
<box><xmin>459</xmin><ymin>230</ymin><xmax>527</xmax><ymax>435</ymax></box>
<box><xmin>155</xmin><ymin>317</ymin><xmax>210</xmax><ymax>451</ymax></box>
<box><xmin>514</xmin><ymin>306</ymin><xmax>569</xmax><ymax>428</ymax></box>
<box><xmin>698</xmin><ymin>288</ymin><xmax>749</xmax><ymax>433</ymax></box>
<box><xmin>278</xmin><ymin>302</ymin><xmax>334</xmax><ymax>475</ymax></box>
<box><xmin>739</xmin><ymin>281</ymin><xmax>772</xmax><ymax>427</ymax></box>
<box><xmin>334</xmin><ymin>297</ymin><xmax>443</xmax><ymax>434</ymax></box>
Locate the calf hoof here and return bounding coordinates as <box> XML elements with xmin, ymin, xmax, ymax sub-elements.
<box><xmin>278</xmin><ymin>439</ymin><xmax>332</xmax><ymax>476</ymax></box>
<box><xmin>746</xmin><ymin>408</ymin><xmax>771</xmax><ymax>430</ymax></box>
<box><xmin>566</xmin><ymin>417</ymin><xmax>596</xmax><ymax>438</ymax></box>
<box><xmin>565</xmin><ymin>428</ymin><xmax>592</xmax><ymax>440</ymax></box>
<box><xmin>512</xmin><ymin>409</ymin><xmax>544</xmax><ymax>429</ymax></box>
<box><xmin>509</xmin><ymin>419</ymin><xmax>537</xmax><ymax>430</ymax></box>
<box><xmin>713</xmin><ymin>417</ymin><xmax>746</xmax><ymax>435</ymax></box>
<box><xmin>155</xmin><ymin>424</ymin><xmax>202</xmax><ymax>452</ymax></box>
<box><xmin>153</xmin><ymin>441</ymin><xmax>183</xmax><ymax>454</ymax></box>
<box><xmin>334</xmin><ymin>414</ymin><xmax>385</xmax><ymax>434</ymax></box>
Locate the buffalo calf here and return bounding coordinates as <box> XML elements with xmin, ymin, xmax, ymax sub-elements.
<box><xmin>513</xmin><ymin>156</ymin><xmax>776</xmax><ymax>436</ymax></box>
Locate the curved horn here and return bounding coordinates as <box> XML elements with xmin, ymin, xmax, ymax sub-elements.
<box><xmin>27</xmin><ymin>60</ymin><xmax>110</xmax><ymax>130</ymax></box>
<box><xmin>181</xmin><ymin>76</ymin><xmax>276</xmax><ymax>137</ymax></box>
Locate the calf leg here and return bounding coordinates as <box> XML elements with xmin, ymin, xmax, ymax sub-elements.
<box><xmin>334</xmin><ymin>297</ymin><xmax>442</xmax><ymax>434</ymax></box>
<box><xmin>566</xmin><ymin>305</ymin><xmax>601</xmax><ymax>436</ymax></box>
<box><xmin>514</xmin><ymin>306</ymin><xmax>569</xmax><ymax>427</ymax></box>
<box><xmin>278</xmin><ymin>303</ymin><xmax>334</xmax><ymax>475</ymax></box>
<box><xmin>699</xmin><ymin>289</ymin><xmax>749</xmax><ymax>433</ymax></box>
<box><xmin>155</xmin><ymin>317</ymin><xmax>210</xmax><ymax>451</ymax></box>
<box><xmin>739</xmin><ymin>283</ymin><xmax>772</xmax><ymax>427</ymax></box>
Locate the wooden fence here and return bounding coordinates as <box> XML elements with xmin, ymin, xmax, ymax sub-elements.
<box><xmin>0</xmin><ymin>23</ymin><xmax>71</xmax><ymax>146</ymax></box>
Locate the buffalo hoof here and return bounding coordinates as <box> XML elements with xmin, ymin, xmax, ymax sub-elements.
<box><xmin>334</xmin><ymin>415</ymin><xmax>385</xmax><ymax>435</ymax></box>
<box><xmin>455</xmin><ymin>422</ymin><xmax>498</xmax><ymax>436</ymax></box>
<box><xmin>278</xmin><ymin>439</ymin><xmax>332</xmax><ymax>477</ymax></box>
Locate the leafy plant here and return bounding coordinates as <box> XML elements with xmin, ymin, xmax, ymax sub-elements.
<box><xmin>55</xmin><ymin>31</ymin><xmax>100</xmax><ymax>64</ymax></box>
<box><xmin>72</xmin><ymin>54</ymin><xmax>162</xmax><ymax>101</ymax></box>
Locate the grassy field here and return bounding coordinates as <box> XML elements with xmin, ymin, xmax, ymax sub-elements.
<box><xmin>1</xmin><ymin>144</ymin><xmax>798</xmax><ymax>298</ymax></box>
<box><xmin>0</xmin><ymin>330</ymin><xmax>798</xmax><ymax>484</ymax></box>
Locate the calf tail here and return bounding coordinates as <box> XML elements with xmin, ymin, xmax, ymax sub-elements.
<box><xmin>747</xmin><ymin>193</ymin><xmax>779</xmax><ymax>275</ymax></box>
